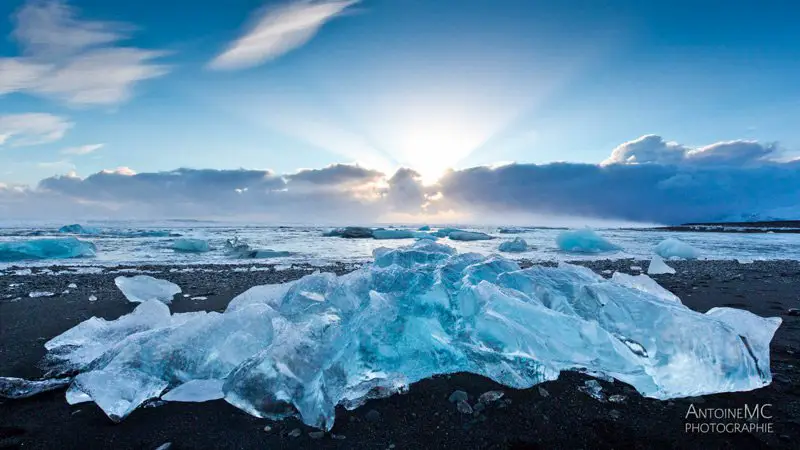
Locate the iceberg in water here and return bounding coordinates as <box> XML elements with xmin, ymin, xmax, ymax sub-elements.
<box><xmin>556</xmin><ymin>229</ymin><xmax>621</xmax><ymax>253</ymax></box>
<box><xmin>58</xmin><ymin>224</ymin><xmax>101</xmax><ymax>235</ymax></box>
<box><xmin>323</xmin><ymin>227</ymin><xmax>374</xmax><ymax>239</ymax></box>
<box><xmin>648</xmin><ymin>255</ymin><xmax>676</xmax><ymax>275</ymax></box>
<box><xmin>114</xmin><ymin>275</ymin><xmax>182</xmax><ymax>304</ymax></box>
<box><xmin>654</xmin><ymin>238</ymin><xmax>701</xmax><ymax>259</ymax></box>
<box><xmin>418</xmin><ymin>225</ymin><xmax>431</xmax><ymax>231</ymax></box>
<box><xmin>31</xmin><ymin>241</ymin><xmax>780</xmax><ymax>429</ymax></box>
<box><xmin>0</xmin><ymin>237</ymin><xmax>96</xmax><ymax>262</ymax></box>
<box><xmin>498</xmin><ymin>237</ymin><xmax>529</xmax><ymax>253</ymax></box>
<box><xmin>449</xmin><ymin>230</ymin><xmax>493</xmax><ymax>241</ymax></box>
<box><xmin>172</xmin><ymin>238</ymin><xmax>210</xmax><ymax>252</ymax></box>
<box><xmin>225</xmin><ymin>237</ymin><xmax>292</xmax><ymax>258</ymax></box>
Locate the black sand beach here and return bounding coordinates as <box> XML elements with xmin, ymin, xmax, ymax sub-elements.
<box><xmin>1</xmin><ymin>260</ymin><xmax>799</xmax><ymax>449</ymax></box>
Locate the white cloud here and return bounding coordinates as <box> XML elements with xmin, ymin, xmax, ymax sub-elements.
<box><xmin>209</xmin><ymin>0</ymin><xmax>358</xmax><ymax>70</ymax></box>
<box><xmin>61</xmin><ymin>143</ymin><xmax>104</xmax><ymax>155</ymax></box>
<box><xmin>602</xmin><ymin>134</ymin><xmax>779</xmax><ymax>167</ymax></box>
<box><xmin>0</xmin><ymin>0</ymin><xmax>169</xmax><ymax>106</ymax></box>
<box><xmin>0</xmin><ymin>113</ymin><xmax>72</xmax><ymax>147</ymax></box>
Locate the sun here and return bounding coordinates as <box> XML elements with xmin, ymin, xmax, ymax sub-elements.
<box><xmin>398</xmin><ymin>120</ymin><xmax>481</xmax><ymax>185</ymax></box>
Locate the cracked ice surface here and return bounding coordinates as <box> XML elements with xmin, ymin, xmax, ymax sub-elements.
<box><xmin>38</xmin><ymin>241</ymin><xmax>780</xmax><ymax>429</ymax></box>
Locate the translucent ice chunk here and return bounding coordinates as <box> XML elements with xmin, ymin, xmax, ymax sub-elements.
<box><xmin>43</xmin><ymin>300</ymin><xmax>173</xmax><ymax>375</ymax></box>
<box><xmin>647</xmin><ymin>255</ymin><xmax>676</xmax><ymax>275</ymax></box>
<box><xmin>115</xmin><ymin>275</ymin><xmax>182</xmax><ymax>304</ymax></box>
<box><xmin>162</xmin><ymin>379</ymin><xmax>224</xmax><ymax>402</ymax></box>
<box><xmin>72</xmin><ymin>368</ymin><xmax>168</xmax><ymax>422</ymax></box>
<box><xmin>499</xmin><ymin>237</ymin><xmax>528</xmax><ymax>253</ymax></box>
<box><xmin>0</xmin><ymin>376</ymin><xmax>71</xmax><ymax>399</ymax></box>
<box><xmin>0</xmin><ymin>237</ymin><xmax>96</xmax><ymax>262</ymax></box>
<box><xmin>611</xmin><ymin>272</ymin><xmax>681</xmax><ymax>303</ymax></box>
<box><xmin>555</xmin><ymin>229</ymin><xmax>621</xmax><ymax>253</ymax></box>
<box><xmin>28</xmin><ymin>242</ymin><xmax>780</xmax><ymax>431</ymax></box>
<box><xmin>172</xmin><ymin>238</ymin><xmax>210</xmax><ymax>252</ymax></box>
<box><xmin>654</xmin><ymin>238</ymin><xmax>701</xmax><ymax>259</ymax></box>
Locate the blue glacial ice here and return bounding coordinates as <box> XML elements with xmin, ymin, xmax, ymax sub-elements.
<box><xmin>58</xmin><ymin>224</ymin><xmax>173</xmax><ymax>238</ymax></box>
<box><xmin>34</xmin><ymin>240</ymin><xmax>780</xmax><ymax>428</ymax></box>
<box><xmin>418</xmin><ymin>225</ymin><xmax>431</xmax><ymax>231</ymax></box>
<box><xmin>498</xmin><ymin>237</ymin><xmax>529</xmax><ymax>253</ymax></box>
<box><xmin>448</xmin><ymin>230</ymin><xmax>493</xmax><ymax>241</ymax></box>
<box><xmin>172</xmin><ymin>238</ymin><xmax>211</xmax><ymax>252</ymax></box>
<box><xmin>655</xmin><ymin>238</ymin><xmax>701</xmax><ymax>259</ymax></box>
<box><xmin>0</xmin><ymin>237</ymin><xmax>96</xmax><ymax>262</ymax></box>
<box><xmin>556</xmin><ymin>228</ymin><xmax>621</xmax><ymax>253</ymax></box>
<box><xmin>58</xmin><ymin>224</ymin><xmax>101</xmax><ymax>235</ymax></box>
<box><xmin>323</xmin><ymin>227</ymin><xmax>374</xmax><ymax>238</ymax></box>
<box><xmin>114</xmin><ymin>275</ymin><xmax>182</xmax><ymax>304</ymax></box>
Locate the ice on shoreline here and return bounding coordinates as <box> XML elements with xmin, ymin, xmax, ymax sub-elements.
<box><xmin>27</xmin><ymin>240</ymin><xmax>781</xmax><ymax>429</ymax></box>
<box><xmin>114</xmin><ymin>275</ymin><xmax>182</xmax><ymax>304</ymax></box>
<box><xmin>647</xmin><ymin>255</ymin><xmax>676</xmax><ymax>275</ymax></box>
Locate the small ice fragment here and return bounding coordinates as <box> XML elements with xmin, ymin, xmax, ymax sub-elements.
<box><xmin>162</xmin><ymin>379</ymin><xmax>224</xmax><ymax>402</ymax></box>
<box><xmin>0</xmin><ymin>376</ymin><xmax>71</xmax><ymax>399</ymax></box>
<box><xmin>456</xmin><ymin>400</ymin><xmax>473</xmax><ymax>414</ymax></box>
<box><xmin>62</xmin><ymin>290</ymin><xmax>70</xmax><ymax>294</ymax></box>
<box><xmin>478</xmin><ymin>390</ymin><xmax>504</xmax><ymax>404</ymax></box>
<box><xmin>288</xmin><ymin>428</ymin><xmax>302</xmax><ymax>438</ymax></box>
<box><xmin>154</xmin><ymin>443</ymin><xmax>172</xmax><ymax>450</ymax></box>
<box><xmin>68</xmin><ymin>283</ymin><xmax>78</xmax><ymax>289</ymax></box>
<box><xmin>448</xmin><ymin>390</ymin><xmax>468</xmax><ymax>403</ymax></box>
<box><xmin>172</xmin><ymin>238</ymin><xmax>210</xmax><ymax>253</ymax></box>
<box><xmin>88</xmin><ymin>295</ymin><xmax>97</xmax><ymax>302</ymax></box>
<box><xmin>190</xmin><ymin>296</ymin><xmax>208</xmax><ymax>301</ymax></box>
<box><xmin>608</xmin><ymin>394</ymin><xmax>627</xmax><ymax>403</ymax></box>
<box><xmin>66</xmin><ymin>384</ymin><xmax>92</xmax><ymax>404</ymax></box>
<box><xmin>601</xmin><ymin>269</ymin><xmax>612</xmax><ymax>275</ymax></box>
<box><xmin>29</xmin><ymin>291</ymin><xmax>55</xmax><ymax>298</ymax></box>
<box><xmin>556</xmin><ymin>228</ymin><xmax>621</xmax><ymax>253</ymax></box>
<box><xmin>647</xmin><ymin>255</ymin><xmax>676</xmax><ymax>275</ymax></box>
<box><xmin>654</xmin><ymin>238</ymin><xmax>701</xmax><ymax>259</ymax></box>
<box><xmin>309</xmin><ymin>431</ymin><xmax>325</xmax><ymax>439</ymax></box>
<box><xmin>578</xmin><ymin>380</ymin><xmax>606</xmax><ymax>402</ymax></box>
<box><xmin>537</xmin><ymin>387</ymin><xmax>550</xmax><ymax>398</ymax></box>
<box><xmin>630</xmin><ymin>265</ymin><xmax>642</xmax><ymax>271</ymax></box>
<box><xmin>737</xmin><ymin>258</ymin><xmax>754</xmax><ymax>264</ymax></box>
<box><xmin>183</xmin><ymin>294</ymin><xmax>190</xmax><ymax>297</ymax></box>
<box><xmin>114</xmin><ymin>275</ymin><xmax>181</xmax><ymax>304</ymax></box>
<box><xmin>499</xmin><ymin>237</ymin><xmax>528</xmax><ymax>253</ymax></box>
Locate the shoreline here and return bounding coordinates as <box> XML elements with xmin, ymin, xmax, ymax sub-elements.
<box><xmin>1</xmin><ymin>259</ymin><xmax>799</xmax><ymax>449</ymax></box>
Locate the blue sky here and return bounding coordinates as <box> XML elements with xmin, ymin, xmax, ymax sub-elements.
<box><xmin>1</xmin><ymin>0</ymin><xmax>799</xmax><ymax>223</ymax></box>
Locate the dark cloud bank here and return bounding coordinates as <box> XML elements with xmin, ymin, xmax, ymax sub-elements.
<box><xmin>2</xmin><ymin>136</ymin><xmax>798</xmax><ymax>225</ymax></box>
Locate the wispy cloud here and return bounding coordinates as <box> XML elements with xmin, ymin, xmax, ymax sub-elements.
<box><xmin>0</xmin><ymin>113</ymin><xmax>72</xmax><ymax>147</ymax></box>
<box><xmin>209</xmin><ymin>0</ymin><xmax>358</xmax><ymax>70</ymax></box>
<box><xmin>61</xmin><ymin>143</ymin><xmax>104</xmax><ymax>155</ymax></box>
<box><xmin>0</xmin><ymin>0</ymin><xmax>169</xmax><ymax>106</ymax></box>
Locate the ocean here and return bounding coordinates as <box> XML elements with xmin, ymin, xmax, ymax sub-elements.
<box><xmin>2</xmin><ymin>220</ymin><xmax>800</xmax><ymax>269</ymax></box>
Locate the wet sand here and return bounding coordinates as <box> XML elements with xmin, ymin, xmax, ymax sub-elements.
<box><xmin>1</xmin><ymin>259</ymin><xmax>799</xmax><ymax>449</ymax></box>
